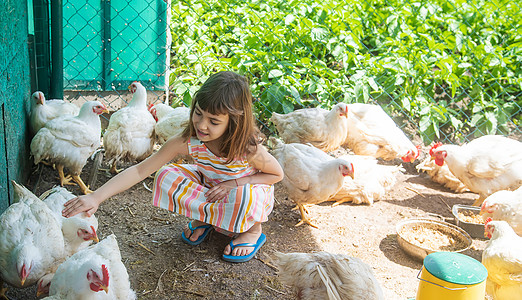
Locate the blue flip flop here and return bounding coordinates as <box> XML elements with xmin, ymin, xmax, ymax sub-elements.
<box><xmin>222</xmin><ymin>233</ymin><xmax>266</xmax><ymax>263</ymax></box>
<box><xmin>181</xmin><ymin>222</ymin><xmax>213</xmax><ymax>245</ymax></box>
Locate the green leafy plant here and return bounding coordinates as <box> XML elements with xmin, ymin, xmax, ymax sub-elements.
<box><xmin>170</xmin><ymin>0</ymin><xmax>522</xmax><ymax>144</ymax></box>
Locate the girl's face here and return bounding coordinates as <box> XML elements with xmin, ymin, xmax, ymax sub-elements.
<box><xmin>192</xmin><ymin>103</ymin><xmax>230</xmax><ymax>142</ymax></box>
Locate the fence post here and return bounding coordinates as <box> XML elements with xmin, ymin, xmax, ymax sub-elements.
<box><xmin>50</xmin><ymin>0</ymin><xmax>63</xmax><ymax>99</ymax></box>
<box><xmin>33</xmin><ymin>0</ymin><xmax>51</xmax><ymax>96</ymax></box>
<box><xmin>102</xmin><ymin>0</ymin><xmax>112</xmax><ymax>91</ymax></box>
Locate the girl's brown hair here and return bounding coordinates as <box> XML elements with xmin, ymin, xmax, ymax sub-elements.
<box><xmin>182</xmin><ymin>71</ymin><xmax>263</xmax><ymax>163</ymax></box>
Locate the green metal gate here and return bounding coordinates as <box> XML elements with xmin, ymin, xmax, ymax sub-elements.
<box><xmin>0</xmin><ymin>0</ymin><xmax>32</xmax><ymax>213</ymax></box>
<box><xmin>63</xmin><ymin>0</ymin><xmax>169</xmax><ymax>92</ymax></box>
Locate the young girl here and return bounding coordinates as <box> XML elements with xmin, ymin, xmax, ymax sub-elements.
<box><xmin>62</xmin><ymin>71</ymin><xmax>284</xmax><ymax>262</ymax></box>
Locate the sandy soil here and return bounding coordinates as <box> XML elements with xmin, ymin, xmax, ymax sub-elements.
<box><xmin>5</xmin><ymin>147</ymin><xmax>488</xmax><ymax>300</ymax></box>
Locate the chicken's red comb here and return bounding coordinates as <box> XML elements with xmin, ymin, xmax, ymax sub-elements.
<box><xmin>147</xmin><ymin>103</ymin><xmax>154</xmax><ymax>112</ymax></box>
<box><xmin>101</xmin><ymin>264</ymin><xmax>109</xmax><ymax>286</ymax></box>
<box><xmin>484</xmin><ymin>217</ymin><xmax>493</xmax><ymax>227</ymax></box>
<box><xmin>429</xmin><ymin>142</ymin><xmax>443</xmax><ymax>156</ymax></box>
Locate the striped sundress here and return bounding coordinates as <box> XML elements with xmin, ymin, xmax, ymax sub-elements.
<box><xmin>152</xmin><ymin>137</ymin><xmax>274</xmax><ymax>233</ymax></box>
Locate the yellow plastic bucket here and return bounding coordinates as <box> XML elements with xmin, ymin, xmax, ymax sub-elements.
<box><xmin>416</xmin><ymin>252</ymin><xmax>487</xmax><ymax>300</ymax></box>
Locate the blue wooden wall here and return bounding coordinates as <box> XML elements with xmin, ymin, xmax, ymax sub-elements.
<box><xmin>0</xmin><ymin>0</ymin><xmax>32</xmax><ymax>213</ymax></box>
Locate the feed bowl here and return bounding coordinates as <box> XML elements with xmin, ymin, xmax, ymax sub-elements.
<box><xmin>452</xmin><ymin>204</ymin><xmax>486</xmax><ymax>239</ymax></box>
<box><xmin>396</xmin><ymin>218</ymin><xmax>472</xmax><ymax>261</ymax></box>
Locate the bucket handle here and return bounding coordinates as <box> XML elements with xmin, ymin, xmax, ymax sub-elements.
<box><xmin>417</xmin><ymin>267</ymin><xmax>468</xmax><ymax>291</ymax></box>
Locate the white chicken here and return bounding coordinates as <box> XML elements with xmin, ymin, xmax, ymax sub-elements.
<box><xmin>29</xmin><ymin>91</ymin><xmax>80</xmax><ymax>135</ymax></box>
<box><xmin>270</xmin><ymin>102</ymin><xmax>349</xmax><ymax>152</ymax></box>
<box><xmin>415</xmin><ymin>155</ymin><xmax>470</xmax><ymax>193</ymax></box>
<box><xmin>329</xmin><ymin>154</ymin><xmax>403</xmax><ymax>205</ymax></box>
<box><xmin>149</xmin><ymin>102</ymin><xmax>190</xmax><ymax>144</ymax></box>
<box><xmin>270</xmin><ymin>138</ymin><xmax>354</xmax><ymax>228</ymax></box>
<box><xmin>103</xmin><ymin>81</ymin><xmax>156</xmax><ymax>173</ymax></box>
<box><xmin>481</xmin><ymin>186</ymin><xmax>522</xmax><ymax>236</ymax></box>
<box><xmin>343</xmin><ymin>103</ymin><xmax>420</xmax><ymax>162</ymax></box>
<box><xmin>41</xmin><ymin>234</ymin><xmax>136</xmax><ymax>300</ymax></box>
<box><xmin>30</xmin><ymin>101</ymin><xmax>108</xmax><ymax>194</ymax></box>
<box><xmin>0</xmin><ymin>181</ymin><xmax>65</xmax><ymax>298</ymax></box>
<box><xmin>272</xmin><ymin>252</ymin><xmax>385</xmax><ymax>300</ymax></box>
<box><xmin>482</xmin><ymin>220</ymin><xmax>522</xmax><ymax>300</ymax></box>
<box><xmin>40</xmin><ymin>186</ymin><xmax>99</xmax><ymax>256</ymax></box>
<box><xmin>430</xmin><ymin>135</ymin><xmax>522</xmax><ymax>206</ymax></box>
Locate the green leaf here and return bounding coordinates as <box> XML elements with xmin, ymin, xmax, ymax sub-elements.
<box><xmin>284</xmin><ymin>14</ymin><xmax>296</xmax><ymax>26</ymax></box>
<box><xmin>311</xmin><ymin>27</ymin><xmax>329</xmax><ymax>42</ymax></box>
<box><xmin>268</xmin><ymin>70</ymin><xmax>284</xmax><ymax>78</ymax></box>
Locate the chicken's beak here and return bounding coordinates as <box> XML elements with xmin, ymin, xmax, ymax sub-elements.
<box><xmin>36</xmin><ymin>290</ymin><xmax>43</xmax><ymax>297</ymax></box>
<box><xmin>37</xmin><ymin>93</ymin><xmax>44</xmax><ymax>105</ymax></box>
<box><xmin>100</xmin><ymin>284</ymin><xmax>109</xmax><ymax>294</ymax></box>
<box><xmin>20</xmin><ymin>277</ymin><xmax>26</xmax><ymax>286</ymax></box>
<box><xmin>91</xmin><ymin>233</ymin><xmax>99</xmax><ymax>243</ymax></box>
<box><xmin>91</xmin><ymin>232</ymin><xmax>100</xmax><ymax>243</ymax></box>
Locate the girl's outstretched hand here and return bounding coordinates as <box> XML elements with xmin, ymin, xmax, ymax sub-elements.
<box><xmin>205</xmin><ymin>180</ymin><xmax>237</xmax><ymax>203</ymax></box>
<box><xmin>62</xmin><ymin>194</ymin><xmax>100</xmax><ymax>218</ymax></box>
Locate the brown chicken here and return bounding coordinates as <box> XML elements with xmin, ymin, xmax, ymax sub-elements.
<box><xmin>270</xmin><ymin>103</ymin><xmax>349</xmax><ymax>152</ymax></box>
<box><xmin>270</xmin><ymin>138</ymin><xmax>354</xmax><ymax>228</ymax></box>
<box><xmin>30</xmin><ymin>101</ymin><xmax>108</xmax><ymax>194</ymax></box>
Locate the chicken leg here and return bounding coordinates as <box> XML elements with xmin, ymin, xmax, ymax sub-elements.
<box><xmin>109</xmin><ymin>161</ymin><xmax>123</xmax><ymax>174</ymax></box>
<box><xmin>57</xmin><ymin>164</ymin><xmax>75</xmax><ymax>186</ymax></box>
<box><xmin>295</xmin><ymin>203</ymin><xmax>319</xmax><ymax>229</ymax></box>
<box><xmin>72</xmin><ymin>174</ymin><xmax>93</xmax><ymax>194</ymax></box>
<box><xmin>472</xmin><ymin>195</ymin><xmax>485</xmax><ymax>207</ymax></box>
<box><xmin>291</xmin><ymin>204</ymin><xmax>311</xmax><ymax>214</ymax></box>
<box><xmin>0</xmin><ymin>278</ymin><xmax>8</xmax><ymax>300</ymax></box>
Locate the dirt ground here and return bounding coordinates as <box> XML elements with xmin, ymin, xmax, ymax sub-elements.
<box><xmin>6</xmin><ymin>146</ymin><xmax>489</xmax><ymax>300</ymax></box>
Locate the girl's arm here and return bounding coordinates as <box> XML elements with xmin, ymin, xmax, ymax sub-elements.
<box><xmin>62</xmin><ymin>136</ymin><xmax>189</xmax><ymax>217</ymax></box>
<box><xmin>205</xmin><ymin>144</ymin><xmax>284</xmax><ymax>202</ymax></box>
<box><xmin>241</xmin><ymin>144</ymin><xmax>284</xmax><ymax>186</ymax></box>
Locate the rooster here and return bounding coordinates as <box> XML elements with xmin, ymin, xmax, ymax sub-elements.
<box><xmin>40</xmin><ymin>186</ymin><xmax>99</xmax><ymax>256</ymax></box>
<box><xmin>270</xmin><ymin>102</ymin><xmax>349</xmax><ymax>152</ymax></box>
<box><xmin>103</xmin><ymin>81</ymin><xmax>156</xmax><ymax>173</ymax></box>
<box><xmin>0</xmin><ymin>181</ymin><xmax>65</xmax><ymax>298</ymax></box>
<box><xmin>343</xmin><ymin>103</ymin><xmax>420</xmax><ymax>162</ymax></box>
<box><xmin>329</xmin><ymin>154</ymin><xmax>403</xmax><ymax>205</ymax></box>
<box><xmin>149</xmin><ymin>102</ymin><xmax>190</xmax><ymax>144</ymax></box>
<box><xmin>481</xmin><ymin>186</ymin><xmax>522</xmax><ymax>236</ymax></box>
<box><xmin>482</xmin><ymin>219</ymin><xmax>522</xmax><ymax>300</ymax></box>
<box><xmin>29</xmin><ymin>91</ymin><xmax>79</xmax><ymax>135</ymax></box>
<box><xmin>39</xmin><ymin>234</ymin><xmax>136</xmax><ymax>300</ymax></box>
<box><xmin>270</xmin><ymin>138</ymin><xmax>354</xmax><ymax>228</ymax></box>
<box><xmin>30</xmin><ymin>101</ymin><xmax>108</xmax><ymax>194</ymax></box>
<box><xmin>430</xmin><ymin>135</ymin><xmax>522</xmax><ymax>206</ymax></box>
<box><xmin>272</xmin><ymin>252</ymin><xmax>385</xmax><ymax>300</ymax></box>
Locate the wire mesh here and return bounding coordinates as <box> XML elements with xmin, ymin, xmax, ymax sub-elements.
<box><xmin>61</xmin><ymin>0</ymin><xmax>522</xmax><ymax>144</ymax></box>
